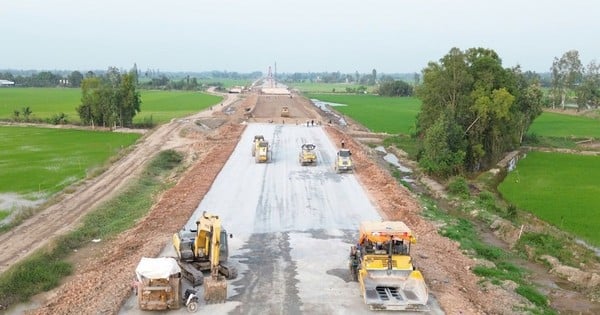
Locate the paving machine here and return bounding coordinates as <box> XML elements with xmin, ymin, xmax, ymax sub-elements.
<box><xmin>172</xmin><ymin>211</ymin><xmax>237</xmax><ymax>303</ymax></box>
<box><xmin>299</xmin><ymin>143</ymin><xmax>317</xmax><ymax>166</ymax></box>
<box><xmin>334</xmin><ymin>149</ymin><xmax>353</xmax><ymax>173</ymax></box>
<box><xmin>134</xmin><ymin>257</ymin><xmax>182</xmax><ymax>311</ymax></box>
<box><xmin>349</xmin><ymin>221</ymin><xmax>429</xmax><ymax>311</ymax></box>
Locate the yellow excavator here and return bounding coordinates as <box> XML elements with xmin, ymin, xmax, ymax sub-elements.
<box><xmin>172</xmin><ymin>211</ymin><xmax>237</xmax><ymax>303</ymax></box>
<box><xmin>349</xmin><ymin>221</ymin><xmax>429</xmax><ymax>311</ymax></box>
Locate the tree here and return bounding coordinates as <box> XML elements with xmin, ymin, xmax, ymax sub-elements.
<box><xmin>21</xmin><ymin>106</ymin><xmax>32</xmax><ymax>121</ymax></box>
<box><xmin>371</xmin><ymin>69</ymin><xmax>377</xmax><ymax>85</ymax></box>
<box><xmin>416</xmin><ymin>47</ymin><xmax>543</xmax><ymax>177</ymax></box>
<box><xmin>576</xmin><ymin>60</ymin><xmax>600</xmax><ymax>109</ymax></box>
<box><xmin>130</xmin><ymin>63</ymin><xmax>139</xmax><ymax>85</ymax></box>
<box><xmin>419</xmin><ymin>112</ymin><xmax>466</xmax><ymax>177</ymax></box>
<box><xmin>68</xmin><ymin>71</ymin><xmax>84</xmax><ymax>87</ymax></box>
<box><xmin>550</xmin><ymin>50</ymin><xmax>583</xmax><ymax>109</ymax></box>
<box><xmin>378</xmin><ymin>80</ymin><xmax>413</xmax><ymax>96</ymax></box>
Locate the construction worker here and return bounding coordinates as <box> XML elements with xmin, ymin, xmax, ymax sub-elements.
<box><xmin>341</xmin><ymin>139</ymin><xmax>345</xmax><ymax>148</ymax></box>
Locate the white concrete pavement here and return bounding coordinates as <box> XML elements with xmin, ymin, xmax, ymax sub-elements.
<box><xmin>120</xmin><ymin>123</ymin><xmax>442</xmax><ymax>315</ymax></box>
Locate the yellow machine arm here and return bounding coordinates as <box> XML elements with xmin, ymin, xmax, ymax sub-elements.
<box><xmin>208</xmin><ymin>215</ymin><xmax>222</xmax><ymax>278</ymax></box>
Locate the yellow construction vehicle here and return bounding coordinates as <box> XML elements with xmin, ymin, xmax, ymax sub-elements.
<box><xmin>172</xmin><ymin>211</ymin><xmax>237</xmax><ymax>303</ymax></box>
<box><xmin>298</xmin><ymin>143</ymin><xmax>317</xmax><ymax>166</ymax></box>
<box><xmin>281</xmin><ymin>106</ymin><xmax>290</xmax><ymax>117</ymax></box>
<box><xmin>349</xmin><ymin>221</ymin><xmax>429</xmax><ymax>311</ymax></box>
<box><xmin>255</xmin><ymin>140</ymin><xmax>271</xmax><ymax>163</ymax></box>
<box><xmin>251</xmin><ymin>135</ymin><xmax>265</xmax><ymax>157</ymax></box>
<box><xmin>334</xmin><ymin>149</ymin><xmax>353</xmax><ymax>173</ymax></box>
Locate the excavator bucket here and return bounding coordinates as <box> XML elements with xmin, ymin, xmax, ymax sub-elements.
<box><xmin>203</xmin><ymin>276</ymin><xmax>227</xmax><ymax>304</ymax></box>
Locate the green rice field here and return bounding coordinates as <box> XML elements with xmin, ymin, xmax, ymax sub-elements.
<box><xmin>0</xmin><ymin>88</ymin><xmax>223</xmax><ymax>124</ymax></box>
<box><xmin>134</xmin><ymin>90</ymin><xmax>221</xmax><ymax>124</ymax></box>
<box><xmin>528</xmin><ymin>112</ymin><xmax>600</xmax><ymax>138</ymax></box>
<box><xmin>0</xmin><ymin>126</ymin><xmax>140</xmax><ymax>199</ymax></box>
<box><xmin>498</xmin><ymin>151</ymin><xmax>600</xmax><ymax>246</ymax></box>
<box><xmin>307</xmin><ymin>94</ymin><xmax>420</xmax><ymax>134</ymax></box>
<box><xmin>290</xmin><ymin>82</ymin><xmax>375</xmax><ymax>93</ymax></box>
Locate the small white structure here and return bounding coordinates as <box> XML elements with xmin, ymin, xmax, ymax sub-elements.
<box><xmin>0</xmin><ymin>79</ymin><xmax>15</xmax><ymax>87</ymax></box>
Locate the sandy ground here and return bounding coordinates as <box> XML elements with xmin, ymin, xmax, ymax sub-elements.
<box><xmin>3</xmin><ymin>88</ymin><xmax>530</xmax><ymax>315</ymax></box>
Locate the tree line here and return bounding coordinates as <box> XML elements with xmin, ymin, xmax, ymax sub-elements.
<box><xmin>550</xmin><ymin>50</ymin><xmax>600</xmax><ymax>110</ymax></box>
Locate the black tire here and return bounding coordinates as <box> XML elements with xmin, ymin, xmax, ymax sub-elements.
<box><xmin>186</xmin><ymin>301</ymin><xmax>198</xmax><ymax>313</ymax></box>
<box><xmin>226</xmin><ymin>266</ymin><xmax>238</xmax><ymax>280</ymax></box>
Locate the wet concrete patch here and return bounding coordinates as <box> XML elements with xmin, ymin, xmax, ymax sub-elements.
<box><xmin>327</xmin><ymin>268</ymin><xmax>354</xmax><ymax>283</ymax></box>
<box><xmin>230</xmin><ymin>232</ymin><xmax>301</xmax><ymax>315</ymax></box>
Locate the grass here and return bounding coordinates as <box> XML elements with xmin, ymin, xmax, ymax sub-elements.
<box><xmin>0</xmin><ymin>210</ymin><xmax>9</xmax><ymax>221</ymax></box>
<box><xmin>133</xmin><ymin>90</ymin><xmax>221</xmax><ymax>124</ymax></box>
<box><xmin>0</xmin><ymin>88</ymin><xmax>223</xmax><ymax>125</ymax></box>
<box><xmin>382</xmin><ymin>134</ymin><xmax>418</xmax><ymax>159</ymax></box>
<box><xmin>498</xmin><ymin>151</ymin><xmax>600</xmax><ymax>246</ymax></box>
<box><xmin>0</xmin><ymin>126</ymin><xmax>140</xmax><ymax>198</ymax></box>
<box><xmin>306</xmin><ymin>94</ymin><xmax>420</xmax><ymax>134</ymax></box>
<box><xmin>420</xmin><ymin>197</ymin><xmax>553</xmax><ymax>313</ymax></box>
<box><xmin>528</xmin><ymin>112</ymin><xmax>600</xmax><ymax>138</ymax></box>
<box><xmin>196</xmin><ymin>78</ymin><xmax>252</xmax><ymax>89</ymax></box>
<box><xmin>289</xmin><ymin>82</ymin><xmax>375</xmax><ymax>93</ymax></box>
<box><xmin>0</xmin><ymin>149</ymin><xmax>182</xmax><ymax>308</ymax></box>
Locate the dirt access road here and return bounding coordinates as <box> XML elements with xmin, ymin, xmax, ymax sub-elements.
<box><xmin>10</xmin><ymin>91</ymin><xmax>525</xmax><ymax>314</ymax></box>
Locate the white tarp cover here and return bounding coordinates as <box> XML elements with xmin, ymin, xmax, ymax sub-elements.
<box><xmin>135</xmin><ymin>257</ymin><xmax>181</xmax><ymax>281</ymax></box>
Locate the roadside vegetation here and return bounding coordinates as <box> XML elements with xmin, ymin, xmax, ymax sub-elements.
<box><xmin>0</xmin><ymin>150</ymin><xmax>183</xmax><ymax>308</ymax></box>
<box><xmin>419</xmin><ymin>196</ymin><xmax>554</xmax><ymax>314</ymax></box>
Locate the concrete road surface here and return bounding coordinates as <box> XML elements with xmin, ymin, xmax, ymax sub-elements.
<box><xmin>120</xmin><ymin>123</ymin><xmax>442</xmax><ymax>315</ymax></box>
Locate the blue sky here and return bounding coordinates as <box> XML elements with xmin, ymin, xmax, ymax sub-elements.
<box><xmin>1</xmin><ymin>0</ymin><xmax>598</xmax><ymax>74</ymax></box>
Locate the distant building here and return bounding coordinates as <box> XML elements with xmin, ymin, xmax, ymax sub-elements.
<box><xmin>0</xmin><ymin>79</ymin><xmax>15</xmax><ymax>87</ymax></box>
